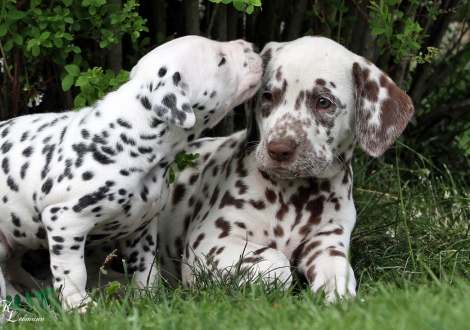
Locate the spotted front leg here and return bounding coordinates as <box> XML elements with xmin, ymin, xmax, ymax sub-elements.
<box><xmin>293</xmin><ymin>224</ymin><xmax>356</xmax><ymax>302</ymax></box>
<box><xmin>42</xmin><ymin>205</ymin><xmax>94</xmax><ymax>312</ymax></box>
<box><xmin>120</xmin><ymin>218</ymin><xmax>158</xmax><ymax>288</ymax></box>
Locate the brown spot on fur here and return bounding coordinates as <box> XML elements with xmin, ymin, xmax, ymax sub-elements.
<box><xmin>265</xmin><ymin>188</ymin><xmax>277</xmax><ymax>203</ymax></box>
<box><xmin>188</xmin><ymin>196</ymin><xmax>195</xmax><ymax>207</ymax></box>
<box><xmin>307</xmin><ymin>266</ymin><xmax>317</xmax><ymax>284</ymax></box>
<box><xmin>315</xmin><ymin>78</ymin><xmax>326</xmax><ymax>86</ymax></box>
<box><xmin>191</xmin><ymin>200</ymin><xmax>203</xmax><ymax>221</ymax></box>
<box><xmin>202</xmin><ymin>159</ymin><xmax>217</xmax><ymax>176</ymax></box>
<box><xmin>261</xmin><ymin>48</ymin><xmax>272</xmax><ymax>71</ymax></box>
<box><xmin>172</xmin><ymin>184</ymin><xmax>186</xmax><ymax>205</ymax></box>
<box><xmin>219</xmin><ymin>191</ymin><xmax>245</xmax><ymax>209</ymax></box>
<box><xmin>276</xmin><ymin>194</ymin><xmax>289</xmax><ymax>221</ymax></box>
<box><xmin>209</xmin><ymin>185</ymin><xmax>220</xmax><ymax>207</ymax></box>
<box><xmin>243</xmin><ymin>256</ymin><xmax>264</xmax><ymax>264</ymax></box>
<box><xmin>234</xmin><ymin>221</ymin><xmax>247</xmax><ymax>229</ymax></box>
<box><xmin>254</xmin><ymin>247</ymin><xmax>269</xmax><ymax>255</ymax></box>
<box><xmin>320</xmin><ymin>180</ymin><xmax>330</xmax><ymax>192</ymax></box>
<box><xmin>202</xmin><ymin>152</ymin><xmax>212</xmax><ymax>162</ymax></box>
<box><xmin>295</xmin><ymin>90</ymin><xmax>305</xmax><ymax>110</ymax></box>
<box><xmin>235</xmin><ymin>180</ymin><xmax>248</xmax><ymax>195</ymax></box>
<box><xmin>215</xmin><ymin>217</ymin><xmax>231</xmax><ymax>238</ymax></box>
<box><xmin>249</xmin><ymin>199</ymin><xmax>266</xmax><ymax>210</ymax></box>
<box><xmin>192</xmin><ymin>233</ymin><xmax>205</xmax><ymax>249</ymax></box>
<box><xmin>300</xmin><ymin>240</ymin><xmax>322</xmax><ymax>259</ymax></box>
<box><xmin>306</xmin><ymin>250</ymin><xmax>323</xmax><ymax>266</ymax></box>
<box><xmin>189</xmin><ymin>173</ymin><xmax>199</xmax><ymax>185</ymax></box>
<box><xmin>316</xmin><ymin>228</ymin><xmax>344</xmax><ymax>236</ymax></box>
<box><xmin>329</xmin><ymin>249</ymin><xmax>346</xmax><ymax>258</ymax></box>
<box><xmin>275</xmin><ymin>66</ymin><xmax>283</xmax><ymax>81</ymax></box>
<box><xmin>273</xmin><ymin>225</ymin><xmax>284</xmax><ymax>237</ymax></box>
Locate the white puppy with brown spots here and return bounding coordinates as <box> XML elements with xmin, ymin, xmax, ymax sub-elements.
<box><xmin>158</xmin><ymin>36</ymin><xmax>413</xmax><ymax>302</ymax></box>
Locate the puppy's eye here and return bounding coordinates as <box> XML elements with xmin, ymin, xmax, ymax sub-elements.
<box><xmin>218</xmin><ymin>56</ymin><xmax>226</xmax><ymax>66</ymax></box>
<box><xmin>262</xmin><ymin>92</ymin><xmax>273</xmax><ymax>103</ymax></box>
<box><xmin>317</xmin><ymin>98</ymin><xmax>331</xmax><ymax>109</ymax></box>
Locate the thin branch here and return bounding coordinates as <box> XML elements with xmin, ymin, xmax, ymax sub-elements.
<box><xmin>205</xmin><ymin>3</ymin><xmax>219</xmax><ymax>38</ymax></box>
<box><xmin>351</xmin><ymin>0</ymin><xmax>370</xmax><ymax>20</ymax></box>
<box><xmin>0</xmin><ymin>41</ymin><xmax>13</xmax><ymax>81</ymax></box>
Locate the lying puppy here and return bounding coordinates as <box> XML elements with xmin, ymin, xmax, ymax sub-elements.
<box><xmin>0</xmin><ymin>36</ymin><xmax>262</xmax><ymax>310</ymax></box>
<box><xmin>158</xmin><ymin>36</ymin><xmax>414</xmax><ymax>301</ymax></box>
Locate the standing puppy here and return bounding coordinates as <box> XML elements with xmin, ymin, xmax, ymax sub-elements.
<box><xmin>0</xmin><ymin>36</ymin><xmax>262</xmax><ymax>311</ymax></box>
<box><xmin>158</xmin><ymin>36</ymin><xmax>413</xmax><ymax>301</ymax></box>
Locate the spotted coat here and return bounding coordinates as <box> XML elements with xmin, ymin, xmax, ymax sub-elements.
<box><xmin>158</xmin><ymin>36</ymin><xmax>414</xmax><ymax>302</ymax></box>
<box><xmin>0</xmin><ymin>36</ymin><xmax>262</xmax><ymax>310</ymax></box>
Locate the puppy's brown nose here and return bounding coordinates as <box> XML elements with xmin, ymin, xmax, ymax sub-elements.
<box><xmin>268</xmin><ymin>141</ymin><xmax>295</xmax><ymax>162</ymax></box>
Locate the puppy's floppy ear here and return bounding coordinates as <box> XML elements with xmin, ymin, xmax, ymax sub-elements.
<box><xmin>135</xmin><ymin>69</ymin><xmax>196</xmax><ymax>129</ymax></box>
<box><xmin>353</xmin><ymin>60</ymin><xmax>414</xmax><ymax>157</ymax></box>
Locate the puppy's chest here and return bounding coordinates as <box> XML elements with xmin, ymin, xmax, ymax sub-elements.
<box><xmin>219</xmin><ymin>174</ymin><xmax>354</xmax><ymax>255</ymax></box>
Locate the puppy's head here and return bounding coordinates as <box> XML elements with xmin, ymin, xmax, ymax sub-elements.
<box><xmin>249</xmin><ymin>36</ymin><xmax>414</xmax><ymax>179</ymax></box>
<box><xmin>130</xmin><ymin>36</ymin><xmax>263</xmax><ymax>131</ymax></box>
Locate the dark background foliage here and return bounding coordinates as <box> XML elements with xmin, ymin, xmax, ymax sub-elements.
<box><xmin>1</xmin><ymin>0</ymin><xmax>469</xmax><ymax>177</ymax></box>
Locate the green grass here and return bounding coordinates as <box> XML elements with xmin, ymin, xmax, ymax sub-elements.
<box><xmin>2</xmin><ymin>142</ymin><xmax>469</xmax><ymax>329</ymax></box>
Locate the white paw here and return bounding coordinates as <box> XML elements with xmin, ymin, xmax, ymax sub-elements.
<box><xmin>323</xmin><ymin>275</ymin><xmax>356</xmax><ymax>303</ymax></box>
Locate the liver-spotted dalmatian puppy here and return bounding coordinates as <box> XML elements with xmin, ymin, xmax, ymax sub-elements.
<box><xmin>158</xmin><ymin>36</ymin><xmax>414</xmax><ymax>301</ymax></box>
<box><xmin>0</xmin><ymin>36</ymin><xmax>262</xmax><ymax>311</ymax></box>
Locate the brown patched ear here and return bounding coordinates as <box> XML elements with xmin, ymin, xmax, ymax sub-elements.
<box><xmin>353</xmin><ymin>61</ymin><xmax>414</xmax><ymax>157</ymax></box>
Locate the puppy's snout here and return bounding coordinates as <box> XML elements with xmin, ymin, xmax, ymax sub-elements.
<box><xmin>252</xmin><ymin>43</ymin><xmax>260</xmax><ymax>54</ymax></box>
<box><xmin>267</xmin><ymin>140</ymin><xmax>296</xmax><ymax>162</ymax></box>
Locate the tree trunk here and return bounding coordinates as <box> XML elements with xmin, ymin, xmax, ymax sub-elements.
<box><xmin>185</xmin><ymin>0</ymin><xmax>200</xmax><ymax>35</ymax></box>
<box><xmin>212</xmin><ymin>4</ymin><xmax>235</xmax><ymax>137</ymax></box>
<box><xmin>283</xmin><ymin>0</ymin><xmax>308</xmax><ymax>41</ymax></box>
<box><xmin>150</xmin><ymin>0</ymin><xmax>166</xmax><ymax>37</ymax></box>
<box><xmin>226</xmin><ymin>5</ymin><xmax>238</xmax><ymax>41</ymax></box>
<box><xmin>108</xmin><ymin>0</ymin><xmax>123</xmax><ymax>75</ymax></box>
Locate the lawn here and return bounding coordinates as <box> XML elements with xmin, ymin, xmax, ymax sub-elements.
<box><xmin>2</xmin><ymin>142</ymin><xmax>469</xmax><ymax>329</ymax></box>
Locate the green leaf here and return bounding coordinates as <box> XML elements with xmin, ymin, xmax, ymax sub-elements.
<box><xmin>246</xmin><ymin>4</ymin><xmax>254</xmax><ymax>14</ymax></box>
<box><xmin>12</xmin><ymin>33</ymin><xmax>23</xmax><ymax>45</ymax></box>
<box><xmin>408</xmin><ymin>40</ymin><xmax>421</xmax><ymax>50</ymax></box>
<box><xmin>63</xmin><ymin>0</ymin><xmax>73</xmax><ymax>6</ymax></box>
<box><xmin>4</xmin><ymin>39</ymin><xmax>13</xmax><ymax>52</ymax></box>
<box><xmin>233</xmin><ymin>0</ymin><xmax>245</xmax><ymax>11</ymax></box>
<box><xmin>39</xmin><ymin>31</ymin><xmax>51</xmax><ymax>40</ymax></box>
<box><xmin>26</xmin><ymin>39</ymin><xmax>39</xmax><ymax>50</ymax></box>
<box><xmin>371</xmin><ymin>27</ymin><xmax>386</xmax><ymax>35</ymax></box>
<box><xmin>54</xmin><ymin>37</ymin><xmax>63</xmax><ymax>47</ymax></box>
<box><xmin>74</xmin><ymin>94</ymin><xmax>86</xmax><ymax>108</ymax></box>
<box><xmin>0</xmin><ymin>24</ymin><xmax>7</xmax><ymax>37</ymax></box>
<box><xmin>65</xmin><ymin>64</ymin><xmax>80</xmax><ymax>77</ymax></box>
<box><xmin>106</xmin><ymin>281</ymin><xmax>121</xmax><ymax>298</ymax></box>
<box><xmin>81</xmin><ymin>81</ymin><xmax>93</xmax><ymax>94</ymax></box>
<box><xmin>7</xmin><ymin>9</ymin><xmax>26</xmax><ymax>20</ymax></box>
<box><xmin>75</xmin><ymin>75</ymin><xmax>88</xmax><ymax>86</ymax></box>
<box><xmin>32</xmin><ymin>45</ymin><xmax>40</xmax><ymax>56</ymax></box>
<box><xmin>62</xmin><ymin>74</ymin><xmax>74</xmax><ymax>91</ymax></box>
